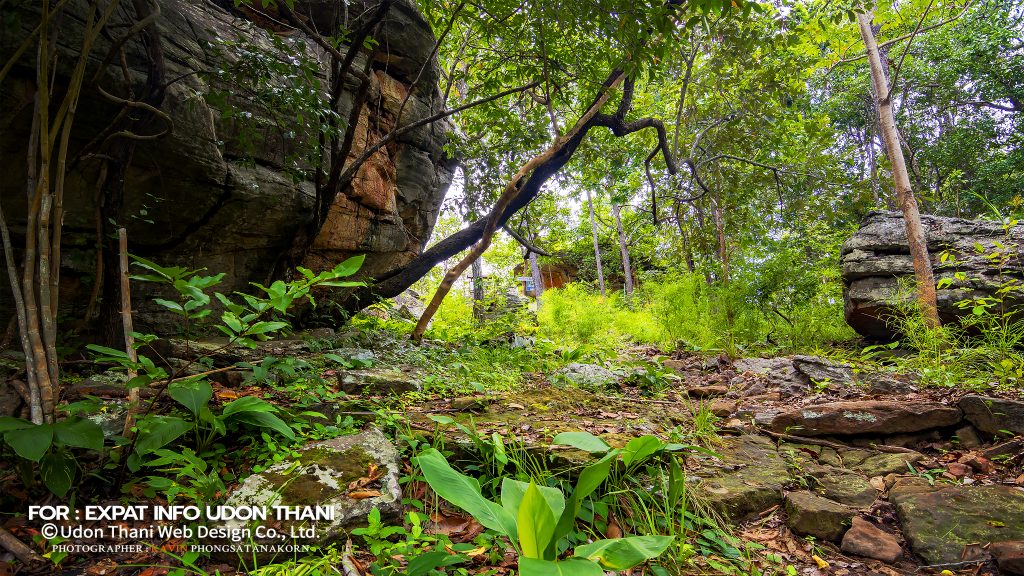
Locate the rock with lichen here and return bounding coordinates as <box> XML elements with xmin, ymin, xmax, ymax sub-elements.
<box><xmin>218</xmin><ymin>427</ymin><xmax>402</xmax><ymax>549</ymax></box>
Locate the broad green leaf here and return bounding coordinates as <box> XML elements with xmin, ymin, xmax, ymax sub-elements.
<box><xmin>574</xmin><ymin>535</ymin><xmax>674</xmax><ymax>570</ymax></box>
<box><xmin>622</xmin><ymin>436</ymin><xmax>665</xmax><ymax>468</ymax></box>
<box><xmin>4</xmin><ymin>424</ymin><xmax>53</xmax><ymax>461</ymax></box>
<box><xmin>85</xmin><ymin>344</ymin><xmax>131</xmax><ymax>360</ymax></box>
<box><xmin>405</xmin><ymin>550</ymin><xmax>465</xmax><ymax>576</ymax></box>
<box><xmin>53</xmin><ymin>417</ymin><xmax>104</xmax><ymax>451</ymax></box>
<box><xmin>40</xmin><ymin>451</ymin><xmax>75</xmax><ymax>497</ymax></box>
<box><xmin>516</xmin><ymin>482</ymin><xmax>557</xmax><ymax>559</ymax></box>
<box><xmin>0</xmin><ymin>417</ymin><xmax>33</xmax><ymax>433</ymax></box>
<box><xmin>551</xmin><ymin>431</ymin><xmax>610</xmax><ymax>453</ymax></box>
<box><xmin>228</xmin><ymin>411</ymin><xmax>295</xmax><ymax>440</ymax></box>
<box><xmin>168</xmin><ymin>380</ymin><xmax>213</xmax><ymax>415</ymax></box>
<box><xmin>332</xmin><ymin>254</ymin><xmax>365</xmax><ymax>277</ymax></box>
<box><xmin>135</xmin><ymin>416</ymin><xmax>191</xmax><ymax>455</ymax></box>
<box><xmin>415</xmin><ymin>449</ymin><xmax>518</xmax><ymax>543</ymax></box>
<box><xmin>501</xmin><ymin>478</ymin><xmax>565</xmax><ymax>520</ymax></box>
<box><xmin>518</xmin><ymin>557</ymin><xmax>604</xmax><ymax>576</ymax></box>
<box><xmin>222</xmin><ymin>396</ymin><xmax>278</xmax><ymax>417</ymax></box>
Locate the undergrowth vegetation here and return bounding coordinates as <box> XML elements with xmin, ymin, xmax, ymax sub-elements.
<box><xmin>537</xmin><ymin>274</ymin><xmax>855</xmax><ymax>357</ymax></box>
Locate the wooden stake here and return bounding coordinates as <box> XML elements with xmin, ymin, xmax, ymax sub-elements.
<box><xmin>118</xmin><ymin>228</ymin><xmax>139</xmax><ymax>438</ymax></box>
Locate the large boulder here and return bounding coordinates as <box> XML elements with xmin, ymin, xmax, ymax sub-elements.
<box><xmin>842</xmin><ymin>210</ymin><xmax>1024</xmax><ymax>340</ymax></box>
<box><xmin>0</xmin><ymin>0</ymin><xmax>454</xmax><ymax>331</ymax></box>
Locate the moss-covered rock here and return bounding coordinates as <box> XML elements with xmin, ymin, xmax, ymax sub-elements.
<box><xmin>692</xmin><ymin>435</ymin><xmax>791</xmax><ymax>521</ymax></box>
<box><xmin>785</xmin><ymin>490</ymin><xmax>856</xmax><ymax>542</ymax></box>
<box><xmin>220</xmin><ymin>427</ymin><xmax>401</xmax><ymax>547</ymax></box>
<box><xmin>890</xmin><ymin>478</ymin><xmax>1024</xmax><ymax>564</ymax></box>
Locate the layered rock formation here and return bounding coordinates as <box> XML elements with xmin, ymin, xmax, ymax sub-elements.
<box><xmin>842</xmin><ymin>210</ymin><xmax>1024</xmax><ymax>339</ymax></box>
<box><xmin>0</xmin><ymin>0</ymin><xmax>453</xmax><ymax>328</ymax></box>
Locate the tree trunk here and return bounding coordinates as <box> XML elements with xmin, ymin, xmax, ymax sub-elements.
<box><xmin>612</xmin><ymin>203</ymin><xmax>633</xmax><ymax>297</ymax></box>
<box><xmin>712</xmin><ymin>196</ymin><xmax>729</xmax><ymax>284</ymax></box>
<box><xmin>857</xmin><ymin>11</ymin><xmax>940</xmax><ymax>328</ymax></box>
<box><xmin>528</xmin><ymin>249</ymin><xmax>544</xmax><ymax>307</ymax></box>
<box><xmin>470</xmin><ymin>257</ymin><xmax>483</xmax><ymax>320</ymax></box>
<box><xmin>586</xmin><ymin>188</ymin><xmax>606</xmax><ymax>297</ymax></box>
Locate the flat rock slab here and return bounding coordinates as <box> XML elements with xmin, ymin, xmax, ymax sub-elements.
<box><xmin>769</xmin><ymin>401</ymin><xmax>961</xmax><ymax>436</ymax></box>
<box><xmin>785</xmin><ymin>490</ymin><xmax>857</xmax><ymax>542</ymax></box>
<box><xmin>890</xmin><ymin>477</ymin><xmax>1024</xmax><ymax>565</ymax></box>
<box><xmin>692</xmin><ymin>435</ymin><xmax>790</xmax><ymax>521</ymax></box>
<box><xmin>780</xmin><ymin>442</ymin><xmax>923</xmax><ymax>477</ymax></box>
<box><xmin>807</xmin><ymin>465</ymin><xmax>878</xmax><ymax>507</ymax></box>
<box><xmin>959</xmin><ymin>395</ymin><xmax>1024</xmax><ymax>436</ymax></box>
<box><xmin>338</xmin><ymin>368</ymin><xmax>421</xmax><ymax>395</ymax></box>
<box><xmin>221</xmin><ymin>428</ymin><xmax>402</xmax><ymax>546</ymax></box>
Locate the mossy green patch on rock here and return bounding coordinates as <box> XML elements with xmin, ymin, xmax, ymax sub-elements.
<box><xmin>890</xmin><ymin>478</ymin><xmax>1024</xmax><ymax>564</ymax></box>
<box><xmin>263</xmin><ymin>447</ymin><xmax>373</xmax><ymax>507</ymax></box>
<box><xmin>692</xmin><ymin>435</ymin><xmax>791</xmax><ymax>521</ymax></box>
<box><xmin>219</xmin><ymin>428</ymin><xmax>402</xmax><ymax>548</ymax></box>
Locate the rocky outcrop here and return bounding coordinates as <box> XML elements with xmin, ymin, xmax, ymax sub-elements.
<box><xmin>768</xmin><ymin>400</ymin><xmax>962</xmax><ymax>437</ymax></box>
<box><xmin>842</xmin><ymin>211</ymin><xmax>1024</xmax><ymax>340</ymax></box>
<box><xmin>0</xmin><ymin>0</ymin><xmax>453</xmax><ymax>330</ymax></box>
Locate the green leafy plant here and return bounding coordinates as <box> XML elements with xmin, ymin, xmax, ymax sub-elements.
<box><xmin>0</xmin><ymin>415</ymin><xmax>104</xmax><ymax>496</ymax></box>
<box><xmin>415</xmin><ymin>432</ymin><xmax>678</xmax><ymax>575</ymax></box>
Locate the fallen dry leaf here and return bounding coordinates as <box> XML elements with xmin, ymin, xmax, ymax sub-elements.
<box><xmin>347</xmin><ymin>490</ymin><xmax>381</xmax><ymax>500</ymax></box>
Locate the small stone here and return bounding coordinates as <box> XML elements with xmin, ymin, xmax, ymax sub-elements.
<box><xmin>955</xmin><ymin>425</ymin><xmax>984</xmax><ymax>449</ymax></box>
<box><xmin>557</xmin><ymin>363</ymin><xmax>617</xmax><ymax>389</ymax></box>
<box><xmin>983</xmin><ymin>438</ymin><xmax>1024</xmax><ymax>459</ymax></box>
<box><xmin>841</xmin><ymin>517</ymin><xmax>903</xmax><ymax>563</ymax></box>
<box><xmin>687</xmin><ymin>385</ymin><xmax>729</xmax><ymax>398</ymax></box>
<box><xmin>990</xmin><ymin>541</ymin><xmax>1024</xmax><ymax>575</ymax></box>
<box><xmin>945</xmin><ymin>462</ymin><xmax>971</xmax><ymax>478</ymax></box>
<box><xmin>957</xmin><ymin>454</ymin><xmax>996</xmax><ymax>475</ymax></box>
<box><xmin>709</xmin><ymin>400</ymin><xmax>737</xmax><ymax>418</ymax></box>
<box><xmin>784</xmin><ymin>491</ymin><xmax>856</xmax><ymax>542</ymax></box>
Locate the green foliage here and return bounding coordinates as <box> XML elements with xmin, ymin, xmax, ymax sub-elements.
<box><xmin>415</xmin><ymin>446</ymin><xmax>673</xmax><ymax>575</ymax></box>
<box><xmin>0</xmin><ymin>416</ymin><xmax>104</xmax><ymax>496</ymax></box>
<box><xmin>538</xmin><ymin>275</ymin><xmax>854</xmax><ymax>356</ymax></box>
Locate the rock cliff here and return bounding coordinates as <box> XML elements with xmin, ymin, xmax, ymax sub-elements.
<box><xmin>0</xmin><ymin>0</ymin><xmax>453</xmax><ymax>328</ymax></box>
<box><xmin>842</xmin><ymin>210</ymin><xmax>1023</xmax><ymax>339</ymax></box>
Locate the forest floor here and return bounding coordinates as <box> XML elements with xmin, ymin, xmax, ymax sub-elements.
<box><xmin>3</xmin><ymin>314</ymin><xmax>1024</xmax><ymax>576</ymax></box>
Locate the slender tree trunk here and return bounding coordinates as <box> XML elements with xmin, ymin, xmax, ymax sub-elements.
<box><xmin>858</xmin><ymin>11</ymin><xmax>940</xmax><ymax>328</ymax></box>
<box><xmin>586</xmin><ymin>188</ymin><xmax>606</xmax><ymax>297</ymax></box>
<box><xmin>712</xmin><ymin>196</ymin><xmax>729</xmax><ymax>284</ymax></box>
<box><xmin>528</xmin><ymin>249</ymin><xmax>544</xmax><ymax>307</ymax></box>
<box><xmin>612</xmin><ymin>203</ymin><xmax>633</xmax><ymax>297</ymax></box>
<box><xmin>470</xmin><ymin>257</ymin><xmax>483</xmax><ymax>320</ymax></box>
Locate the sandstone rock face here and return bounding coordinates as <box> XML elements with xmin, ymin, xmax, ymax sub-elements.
<box><xmin>0</xmin><ymin>0</ymin><xmax>453</xmax><ymax>329</ymax></box>
<box><xmin>842</xmin><ymin>210</ymin><xmax>1024</xmax><ymax>340</ymax></box>
<box><xmin>890</xmin><ymin>477</ymin><xmax>1024</xmax><ymax>565</ymax></box>
<box><xmin>768</xmin><ymin>400</ymin><xmax>961</xmax><ymax>437</ymax></box>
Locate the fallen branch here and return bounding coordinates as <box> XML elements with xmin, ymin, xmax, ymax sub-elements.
<box><xmin>0</xmin><ymin>526</ymin><xmax>44</xmax><ymax>566</ymax></box>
